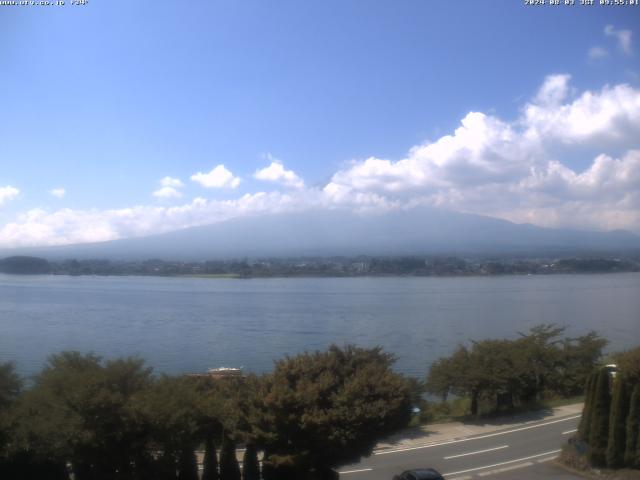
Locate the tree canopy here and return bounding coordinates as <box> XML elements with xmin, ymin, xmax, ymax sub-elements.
<box><xmin>253</xmin><ymin>345</ymin><xmax>412</xmax><ymax>477</ymax></box>
<box><xmin>426</xmin><ymin>325</ymin><xmax>607</xmax><ymax>416</ymax></box>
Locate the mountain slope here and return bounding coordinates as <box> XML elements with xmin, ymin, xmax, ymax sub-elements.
<box><xmin>3</xmin><ymin>208</ymin><xmax>639</xmax><ymax>260</ymax></box>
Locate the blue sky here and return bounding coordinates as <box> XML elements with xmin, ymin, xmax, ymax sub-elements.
<box><xmin>1</xmin><ymin>1</ymin><xmax>639</xmax><ymax>247</ymax></box>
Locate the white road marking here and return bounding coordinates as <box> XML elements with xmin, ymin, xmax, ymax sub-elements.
<box><xmin>441</xmin><ymin>449</ymin><xmax>561</xmax><ymax>477</ymax></box>
<box><xmin>448</xmin><ymin>476</ymin><xmax>472</xmax><ymax>480</ymax></box>
<box><xmin>477</xmin><ymin>461</ymin><xmax>534</xmax><ymax>476</ymax></box>
<box><xmin>444</xmin><ymin>445</ymin><xmax>509</xmax><ymax>460</ymax></box>
<box><xmin>375</xmin><ymin>415</ymin><xmax>580</xmax><ymax>456</ymax></box>
<box><xmin>536</xmin><ymin>455</ymin><xmax>558</xmax><ymax>463</ymax></box>
<box><xmin>338</xmin><ymin>468</ymin><xmax>373</xmax><ymax>475</ymax></box>
<box><xmin>562</xmin><ymin>428</ymin><xmax>577</xmax><ymax>435</ymax></box>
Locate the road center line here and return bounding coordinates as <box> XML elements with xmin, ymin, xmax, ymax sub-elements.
<box><xmin>375</xmin><ymin>415</ymin><xmax>580</xmax><ymax>456</ymax></box>
<box><xmin>338</xmin><ymin>468</ymin><xmax>373</xmax><ymax>475</ymax></box>
<box><xmin>562</xmin><ymin>428</ymin><xmax>577</xmax><ymax>435</ymax></box>
<box><xmin>444</xmin><ymin>444</ymin><xmax>509</xmax><ymax>460</ymax></box>
<box><xmin>442</xmin><ymin>449</ymin><xmax>561</xmax><ymax>477</ymax></box>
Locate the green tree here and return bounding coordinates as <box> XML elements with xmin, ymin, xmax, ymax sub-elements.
<box><xmin>557</xmin><ymin>332</ymin><xmax>607</xmax><ymax>397</ymax></box>
<box><xmin>606</xmin><ymin>376</ymin><xmax>631</xmax><ymax>468</ymax></box>
<box><xmin>587</xmin><ymin>369</ymin><xmax>611</xmax><ymax>467</ymax></box>
<box><xmin>613</xmin><ymin>346</ymin><xmax>640</xmax><ymax>384</ymax></box>
<box><xmin>427</xmin><ymin>340</ymin><xmax>523</xmax><ymax>415</ymax></box>
<box><xmin>133</xmin><ymin>375</ymin><xmax>202</xmax><ymax>480</ymax></box>
<box><xmin>201</xmin><ymin>435</ymin><xmax>219</xmax><ymax>480</ymax></box>
<box><xmin>219</xmin><ymin>436</ymin><xmax>241</xmax><ymax>480</ymax></box>
<box><xmin>9</xmin><ymin>352</ymin><xmax>154</xmax><ymax>479</ymax></box>
<box><xmin>242</xmin><ymin>444</ymin><xmax>260</xmax><ymax>480</ymax></box>
<box><xmin>516</xmin><ymin>324</ymin><xmax>566</xmax><ymax>401</ymax></box>
<box><xmin>577</xmin><ymin>371</ymin><xmax>597</xmax><ymax>442</ymax></box>
<box><xmin>0</xmin><ymin>363</ymin><xmax>28</xmax><ymax>479</ymax></box>
<box><xmin>426</xmin><ymin>326</ymin><xmax>606</xmax><ymax>418</ymax></box>
<box><xmin>0</xmin><ymin>362</ymin><xmax>21</xmax><ymax>410</ymax></box>
<box><xmin>625</xmin><ymin>384</ymin><xmax>640</xmax><ymax>468</ymax></box>
<box><xmin>425</xmin><ymin>347</ymin><xmax>462</xmax><ymax>402</ymax></box>
<box><xmin>253</xmin><ymin>345</ymin><xmax>411</xmax><ymax>478</ymax></box>
<box><xmin>177</xmin><ymin>448</ymin><xmax>199</xmax><ymax>480</ymax></box>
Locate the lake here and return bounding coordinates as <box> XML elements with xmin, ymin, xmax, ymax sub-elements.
<box><xmin>1</xmin><ymin>273</ymin><xmax>639</xmax><ymax>378</ymax></box>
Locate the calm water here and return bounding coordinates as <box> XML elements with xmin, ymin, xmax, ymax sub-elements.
<box><xmin>1</xmin><ymin>273</ymin><xmax>639</xmax><ymax>378</ymax></box>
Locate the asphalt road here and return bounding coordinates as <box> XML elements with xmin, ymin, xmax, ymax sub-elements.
<box><xmin>338</xmin><ymin>414</ymin><xmax>582</xmax><ymax>480</ymax></box>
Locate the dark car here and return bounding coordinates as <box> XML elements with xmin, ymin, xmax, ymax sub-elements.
<box><xmin>392</xmin><ymin>468</ymin><xmax>445</xmax><ymax>480</ymax></box>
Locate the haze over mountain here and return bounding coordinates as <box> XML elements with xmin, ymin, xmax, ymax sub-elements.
<box><xmin>3</xmin><ymin>208</ymin><xmax>639</xmax><ymax>261</ymax></box>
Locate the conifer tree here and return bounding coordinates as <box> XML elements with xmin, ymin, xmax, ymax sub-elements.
<box><xmin>606</xmin><ymin>376</ymin><xmax>630</xmax><ymax>468</ymax></box>
<box><xmin>578</xmin><ymin>372</ymin><xmax>597</xmax><ymax>442</ymax></box>
<box><xmin>625</xmin><ymin>384</ymin><xmax>640</xmax><ymax>468</ymax></box>
<box><xmin>202</xmin><ymin>435</ymin><xmax>219</xmax><ymax>480</ymax></box>
<box><xmin>177</xmin><ymin>448</ymin><xmax>199</xmax><ymax>480</ymax></box>
<box><xmin>219</xmin><ymin>436</ymin><xmax>241</xmax><ymax>480</ymax></box>
<box><xmin>587</xmin><ymin>369</ymin><xmax>611</xmax><ymax>467</ymax></box>
<box><xmin>242</xmin><ymin>444</ymin><xmax>260</xmax><ymax>480</ymax></box>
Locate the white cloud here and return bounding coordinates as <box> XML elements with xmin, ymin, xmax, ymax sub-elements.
<box><xmin>605</xmin><ymin>25</ymin><xmax>633</xmax><ymax>55</ymax></box>
<box><xmin>153</xmin><ymin>176</ymin><xmax>185</xmax><ymax>199</ymax></box>
<box><xmin>323</xmin><ymin>74</ymin><xmax>640</xmax><ymax>232</ymax></box>
<box><xmin>152</xmin><ymin>186</ymin><xmax>183</xmax><ymax>199</ymax></box>
<box><xmin>588</xmin><ymin>46</ymin><xmax>608</xmax><ymax>60</ymax></box>
<box><xmin>191</xmin><ymin>165</ymin><xmax>241</xmax><ymax>189</ymax></box>
<box><xmin>2</xmin><ymin>74</ymin><xmax>640</xmax><ymax>248</ymax></box>
<box><xmin>532</xmin><ymin>74</ymin><xmax>571</xmax><ymax>106</ymax></box>
<box><xmin>0</xmin><ymin>185</ymin><xmax>20</xmax><ymax>206</ymax></box>
<box><xmin>160</xmin><ymin>176</ymin><xmax>184</xmax><ymax>188</ymax></box>
<box><xmin>49</xmin><ymin>187</ymin><xmax>66</xmax><ymax>198</ymax></box>
<box><xmin>522</xmin><ymin>75</ymin><xmax>640</xmax><ymax>146</ymax></box>
<box><xmin>254</xmin><ymin>155</ymin><xmax>304</xmax><ymax>189</ymax></box>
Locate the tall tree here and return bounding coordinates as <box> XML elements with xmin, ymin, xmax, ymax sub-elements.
<box><xmin>177</xmin><ymin>448</ymin><xmax>199</xmax><ymax>480</ymax></box>
<box><xmin>219</xmin><ymin>436</ymin><xmax>241</xmax><ymax>480</ymax></box>
<box><xmin>606</xmin><ymin>376</ymin><xmax>631</xmax><ymax>468</ymax></box>
<box><xmin>201</xmin><ymin>435</ymin><xmax>219</xmax><ymax>480</ymax></box>
<box><xmin>578</xmin><ymin>372</ymin><xmax>597</xmax><ymax>442</ymax></box>
<box><xmin>242</xmin><ymin>444</ymin><xmax>260</xmax><ymax>480</ymax></box>
<box><xmin>587</xmin><ymin>369</ymin><xmax>611</xmax><ymax>467</ymax></box>
<box><xmin>624</xmin><ymin>384</ymin><xmax>640</xmax><ymax>468</ymax></box>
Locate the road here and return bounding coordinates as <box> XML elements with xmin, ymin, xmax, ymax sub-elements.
<box><xmin>338</xmin><ymin>413</ymin><xmax>582</xmax><ymax>480</ymax></box>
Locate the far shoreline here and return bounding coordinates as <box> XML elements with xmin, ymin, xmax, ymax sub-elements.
<box><xmin>2</xmin><ymin>270</ymin><xmax>639</xmax><ymax>281</ymax></box>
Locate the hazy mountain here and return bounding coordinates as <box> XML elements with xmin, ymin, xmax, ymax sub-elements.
<box><xmin>3</xmin><ymin>208</ymin><xmax>640</xmax><ymax>261</ymax></box>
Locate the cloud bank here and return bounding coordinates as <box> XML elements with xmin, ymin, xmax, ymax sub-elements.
<box><xmin>2</xmin><ymin>74</ymin><xmax>640</xmax><ymax>248</ymax></box>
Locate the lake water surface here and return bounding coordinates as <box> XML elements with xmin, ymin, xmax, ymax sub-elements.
<box><xmin>1</xmin><ymin>273</ymin><xmax>639</xmax><ymax>378</ymax></box>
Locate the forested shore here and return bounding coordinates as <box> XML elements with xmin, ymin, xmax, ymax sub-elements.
<box><xmin>1</xmin><ymin>254</ymin><xmax>639</xmax><ymax>278</ymax></box>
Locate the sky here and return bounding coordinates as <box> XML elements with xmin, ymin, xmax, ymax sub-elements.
<box><xmin>1</xmin><ymin>0</ymin><xmax>639</xmax><ymax>248</ymax></box>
